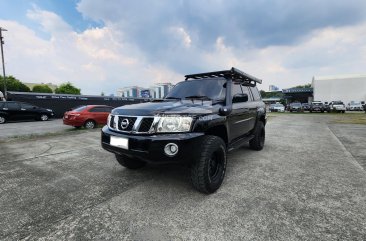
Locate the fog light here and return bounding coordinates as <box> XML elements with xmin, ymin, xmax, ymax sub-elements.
<box><xmin>164</xmin><ymin>143</ymin><xmax>179</xmax><ymax>157</ymax></box>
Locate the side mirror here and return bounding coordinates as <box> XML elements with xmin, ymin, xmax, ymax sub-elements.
<box><xmin>219</xmin><ymin>106</ymin><xmax>232</xmax><ymax>116</ymax></box>
<box><xmin>232</xmin><ymin>93</ymin><xmax>248</xmax><ymax>103</ymax></box>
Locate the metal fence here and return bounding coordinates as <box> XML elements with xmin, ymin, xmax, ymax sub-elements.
<box><xmin>6</xmin><ymin>92</ymin><xmax>148</xmax><ymax>118</ymax></box>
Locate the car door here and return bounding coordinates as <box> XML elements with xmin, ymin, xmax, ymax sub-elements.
<box><xmin>20</xmin><ymin>102</ymin><xmax>37</xmax><ymax>119</ymax></box>
<box><xmin>4</xmin><ymin>102</ymin><xmax>22</xmax><ymax>120</ymax></box>
<box><xmin>88</xmin><ymin>107</ymin><xmax>108</xmax><ymax>124</ymax></box>
<box><xmin>228</xmin><ymin>83</ymin><xmax>253</xmax><ymax>142</ymax></box>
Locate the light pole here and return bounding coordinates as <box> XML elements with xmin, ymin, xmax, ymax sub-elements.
<box><xmin>0</xmin><ymin>27</ymin><xmax>7</xmax><ymax>100</ymax></box>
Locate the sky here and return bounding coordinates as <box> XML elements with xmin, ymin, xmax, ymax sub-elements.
<box><xmin>1</xmin><ymin>0</ymin><xmax>366</xmax><ymax>95</ymax></box>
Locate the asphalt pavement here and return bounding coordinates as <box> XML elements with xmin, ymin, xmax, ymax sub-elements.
<box><xmin>0</xmin><ymin>114</ymin><xmax>365</xmax><ymax>240</ymax></box>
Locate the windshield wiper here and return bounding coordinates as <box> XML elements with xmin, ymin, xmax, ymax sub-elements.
<box><xmin>184</xmin><ymin>95</ymin><xmax>212</xmax><ymax>100</ymax></box>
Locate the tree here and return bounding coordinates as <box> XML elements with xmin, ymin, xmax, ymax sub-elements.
<box><xmin>294</xmin><ymin>83</ymin><xmax>312</xmax><ymax>88</ymax></box>
<box><xmin>55</xmin><ymin>82</ymin><xmax>81</xmax><ymax>95</ymax></box>
<box><xmin>32</xmin><ymin>84</ymin><xmax>53</xmax><ymax>93</ymax></box>
<box><xmin>0</xmin><ymin>75</ymin><xmax>31</xmax><ymax>92</ymax></box>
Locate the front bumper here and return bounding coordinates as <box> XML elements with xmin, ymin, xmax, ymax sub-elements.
<box><xmin>101</xmin><ymin>126</ymin><xmax>205</xmax><ymax>164</ymax></box>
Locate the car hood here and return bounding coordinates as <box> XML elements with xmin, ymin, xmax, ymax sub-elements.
<box><xmin>111</xmin><ymin>100</ymin><xmax>220</xmax><ymax>116</ymax></box>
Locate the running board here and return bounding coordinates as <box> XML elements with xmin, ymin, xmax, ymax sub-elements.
<box><xmin>227</xmin><ymin>134</ymin><xmax>255</xmax><ymax>152</ymax></box>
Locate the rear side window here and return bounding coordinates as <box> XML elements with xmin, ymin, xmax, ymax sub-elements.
<box><xmin>89</xmin><ymin>107</ymin><xmax>111</xmax><ymax>112</ymax></box>
<box><xmin>250</xmin><ymin>87</ymin><xmax>261</xmax><ymax>101</ymax></box>
<box><xmin>6</xmin><ymin>102</ymin><xmax>20</xmax><ymax>110</ymax></box>
<box><xmin>21</xmin><ymin>103</ymin><xmax>35</xmax><ymax>109</ymax></box>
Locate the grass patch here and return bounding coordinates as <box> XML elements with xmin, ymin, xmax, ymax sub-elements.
<box><xmin>330</xmin><ymin>113</ymin><xmax>366</xmax><ymax>125</ymax></box>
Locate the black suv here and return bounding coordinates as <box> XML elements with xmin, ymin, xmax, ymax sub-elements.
<box><xmin>0</xmin><ymin>101</ymin><xmax>54</xmax><ymax>124</ymax></box>
<box><xmin>101</xmin><ymin>68</ymin><xmax>266</xmax><ymax>193</ymax></box>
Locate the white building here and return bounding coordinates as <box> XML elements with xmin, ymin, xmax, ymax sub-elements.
<box><xmin>117</xmin><ymin>83</ymin><xmax>174</xmax><ymax>99</ymax></box>
<box><xmin>312</xmin><ymin>74</ymin><xmax>366</xmax><ymax>104</ymax></box>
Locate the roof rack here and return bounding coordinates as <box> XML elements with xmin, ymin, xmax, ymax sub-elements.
<box><xmin>184</xmin><ymin>67</ymin><xmax>262</xmax><ymax>86</ymax></box>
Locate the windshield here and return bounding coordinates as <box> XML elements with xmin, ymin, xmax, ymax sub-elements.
<box><xmin>291</xmin><ymin>103</ymin><xmax>301</xmax><ymax>107</ymax></box>
<box><xmin>165</xmin><ymin>78</ymin><xmax>226</xmax><ymax>101</ymax></box>
<box><xmin>312</xmin><ymin>102</ymin><xmax>322</xmax><ymax>106</ymax></box>
<box><xmin>333</xmin><ymin>101</ymin><xmax>344</xmax><ymax>105</ymax></box>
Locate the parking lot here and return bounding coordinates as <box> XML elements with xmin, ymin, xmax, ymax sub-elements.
<box><xmin>0</xmin><ymin>114</ymin><xmax>366</xmax><ymax>240</ymax></box>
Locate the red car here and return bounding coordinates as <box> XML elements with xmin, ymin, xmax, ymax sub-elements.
<box><xmin>63</xmin><ymin>105</ymin><xmax>114</xmax><ymax>129</ymax></box>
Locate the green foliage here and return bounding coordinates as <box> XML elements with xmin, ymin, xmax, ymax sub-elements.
<box><xmin>32</xmin><ymin>84</ymin><xmax>53</xmax><ymax>93</ymax></box>
<box><xmin>55</xmin><ymin>82</ymin><xmax>81</xmax><ymax>95</ymax></box>
<box><xmin>0</xmin><ymin>75</ymin><xmax>31</xmax><ymax>92</ymax></box>
<box><xmin>260</xmin><ymin>90</ymin><xmax>283</xmax><ymax>99</ymax></box>
<box><xmin>294</xmin><ymin>83</ymin><xmax>312</xmax><ymax>88</ymax></box>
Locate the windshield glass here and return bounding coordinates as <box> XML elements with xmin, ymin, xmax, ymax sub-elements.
<box><xmin>333</xmin><ymin>101</ymin><xmax>344</xmax><ymax>105</ymax></box>
<box><xmin>291</xmin><ymin>103</ymin><xmax>301</xmax><ymax>107</ymax></box>
<box><xmin>165</xmin><ymin>78</ymin><xmax>226</xmax><ymax>100</ymax></box>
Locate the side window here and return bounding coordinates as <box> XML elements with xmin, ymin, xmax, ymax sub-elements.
<box><xmin>241</xmin><ymin>86</ymin><xmax>253</xmax><ymax>101</ymax></box>
<box><xmin>232</xmin><ymin>83</ymin><xmax>243</xmax><ymax>96</ymax></box>
<box><xmin>0</xmin><ymin>102</ymin><xmax>4</xmax><ymax>109</ymax></box>
<box><xmin>89</xmin><ymin>107</ymin><xmax>100</xmax><ymax>113</ymax></box>
<box><xmin>250</xmin><ymin>87</ymin><xmax>262</xmax><ymax>101</ymax></box>
<box><xmin>21</xmin><ymin>103</ymin><xmax>35</xmax><ymax>109</ymax></box>
<box><xmin>6</xmin><ymin>102</ymin><xmax>20</xmax><ymax>110</ymax></box>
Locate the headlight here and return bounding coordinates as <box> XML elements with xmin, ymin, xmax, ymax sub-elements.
<box><xmin>156</xmin><ymin>116</ymin><xmax>193</xmax><ymax>133</ymax></box>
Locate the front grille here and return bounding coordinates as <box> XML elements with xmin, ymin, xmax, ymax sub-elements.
<box><xmin>138</xmin><ymin>118</ymin><xmax>154</xmax><ymax>132</ymax></box>
<box><xmin>117</xmin><ymin>116</ymin><xmax>136</xmax><ymax>131</ymax></box>
<box><xmin>109</xmin><ymin>115</ymin><xmax>156</xmax><ymax>134</ymax></box>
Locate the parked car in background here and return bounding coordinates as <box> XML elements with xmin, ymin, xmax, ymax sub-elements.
<box><xmin>289</xmin><ymin>102</ymin><xmax>303</xmax><ymax>112</ymax></box>
<box><xmin>63</xmin><ymin>105</ymin><xmax>114</xmax><ymax>129</ymax></box>
<box><xmin>324</xmin><ymin>101</ymin><xmax>330</xmax><ymax>111</ymax></box>
<box><xmin>310</xmin><ymin>101</ymin><xmax>324</xmax><ymax>113</ymax></box>
<box><xmin>270</xmin><ymin>103</ymin><xmax>285</xmax><ymax>112</ymax></box>
<box><xmin>302</xmin><ymin>103</ymin><xmax>310</xmax><ymax>111</ymax></box>
<box><xmin>347</xmin><ymin>101</ymin><xmax>363</xmax><ymax>111</ymax></box>
<box><xmin>0</xmin><ymin>101</ymin><xmax>54</xmax><ymax>124</ymax></box>
<box><xmin>328</xmin><ymin>101</ymin><xmax>346</xmax><ymax>113</ymax></box>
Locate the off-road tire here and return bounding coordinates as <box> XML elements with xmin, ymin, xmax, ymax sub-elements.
<box><xmin>84</xmin><ymin>120</ymin><xmax>96</xmax><ymax>129</ymax></box>
<box><xmin>249</xmin><ymin>121</ymin><xmax>265</xmax><ymax>151</ymax></box>
<box><xmin>190</xmin><ymin>135</ymin><xmax>227</xmax><ymax>194</ymax></box>
<box><xmin>115</xmin><ymin>154</ymin><xmax>146</xmax><ymax>169</ymax></box>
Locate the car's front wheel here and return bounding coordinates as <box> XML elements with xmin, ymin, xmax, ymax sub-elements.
<box><xmin>115</xmin><ymin>154</ymin><xmax>146</xmax><ymax>169</ymax></box>
<box><xmin>190</xmin><ymin>135</ymin><xmax>227</xmax><ymax>194</ymax></box>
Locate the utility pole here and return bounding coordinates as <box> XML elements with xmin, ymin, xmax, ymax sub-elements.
<box><xmin>0</xmin><ymin>27</ymin><xmax>8</xmax><ymax>100</ymax></box>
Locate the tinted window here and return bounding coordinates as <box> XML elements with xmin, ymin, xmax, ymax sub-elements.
<box><xmin>6</xmin><ymin>102</ymin><xmax>20</xmax><ymax>110</ymax></box>
<box><xmin>21</xmin><ymin>103</ymin><xmax>35</xmax><ymax>109</ymax></box>
<box><xmin>232</xmin><ymin>83</ymin><xmax>243</xmax><ymax>96</ymax></box>
<box><xmin>250</xmin><ymin>87</ymin><xmax>261</xmax><ymax>101</ymax></box>
<box><xmin>241</xmin><ymin>86</ymin><xmax>253</xmax><ymax>101</ymax></box>
<box><xmin>89</xmin><ymin>107</ymin><xmax>104</xmax><ymax>112</ymax></box>
<box><xmin>0</xmin><ymin>102</ymin><xmax>4</xmax><ymax>108</ymax></box>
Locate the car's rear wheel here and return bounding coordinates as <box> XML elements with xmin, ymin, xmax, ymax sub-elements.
<box><xmin>250</xmin><ymin>121</ymin><xmax>265</xmax><ymax>151</ymax></box>
<box><xmin>84</xmin><ymin>120</ymin><xmax>96</xmax><ymax>129</ymax></box>
<box><xmin>0</xmin><ymin>116</ymin><xmax>6</xmax><ymax>124</ymax></box>
<box><xmin>115</xmin><ymin>154</ymin><xmax>146</xmax><ymax>169</ymax></box>
<box><xmin>40</xmin><ymin>114</ymin><xmax>49</xmax><ymax>121</ymax></box>
<box><xmin>190</xmin><ymin>135</ymin><xmax>227</xmax><ymax>194</ymax></box>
